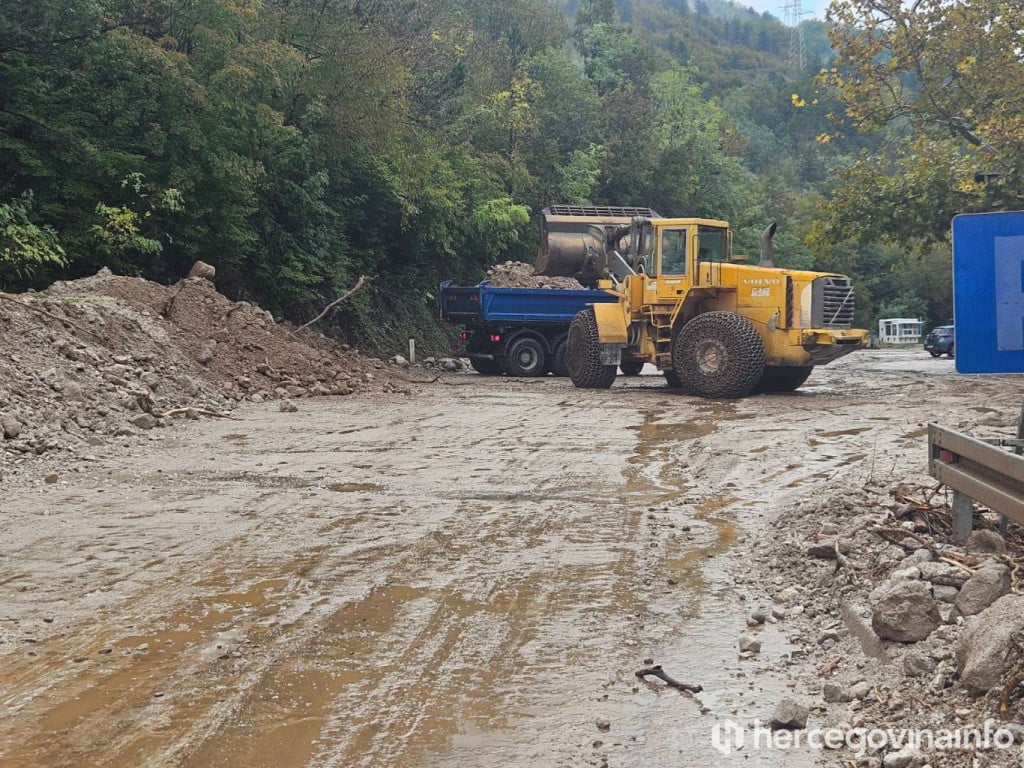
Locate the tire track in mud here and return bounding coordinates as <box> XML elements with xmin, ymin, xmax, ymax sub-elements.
<box><xmin>2</xmin><ymin>353</ymin><xmax>1017</xmax><ymax>768</ymax></box>
<box><xmin>0</xmin><ymin>391</ymin><xmax>650</xmax><ymax>768</ymax></box>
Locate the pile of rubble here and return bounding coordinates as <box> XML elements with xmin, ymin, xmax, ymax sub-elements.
<box><xmin>736</xmin><ymin>483</ymin><xmax>1024</xmax><ymax>767</ymax></box>
<box><xmin>484</xmin><ymin>261</ymin><xmax>585</xmax><ymax>290</ymax></box>
<box><xmin>0</xmin><ymin>269</ymin><xmax>403</xmax><ymax>471</ymax></box>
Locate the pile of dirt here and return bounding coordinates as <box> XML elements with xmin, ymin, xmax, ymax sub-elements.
<box><xmin>737</xmin><ymin>482</ymin><xmax>1024</xmax><ymax>766</ymax></box>
<box><xmin>484</xmin><ymin>261</ymin><xmax>585</xmax><ymax>289</ymax></box>
<box><xmin>0</xmin><ymin>269</ymin><xmax>402</xmax><ymax>469</ymax></box>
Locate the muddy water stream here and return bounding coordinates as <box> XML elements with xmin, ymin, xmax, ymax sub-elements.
<box><xmin>0</xmin><ymin>350</ymin><xmax>1007</xmax><ymax>767</ymax></box>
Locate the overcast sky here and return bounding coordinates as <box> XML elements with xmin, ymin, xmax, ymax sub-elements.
<box><xmin>740</xmin><ymin>0</ymin><xmax>831</xmax><ymax>22</ymax></box>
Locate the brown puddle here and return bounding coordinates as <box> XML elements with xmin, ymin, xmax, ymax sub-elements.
<box><xmin>815</xmin><ymin>427</ymin><xmax>872</xmax><ymax>438</ymax></box>
<box><xmin>662</xmin><ymin>493</ymin><xmax>739</xmax><ymax>593</ymax></box>
<box><xmin>327</xmin><ymin>482</ymin><xmax>384</xmax><ymax>493</ymax></box>
<box><xmin>3</xmin><ymin>564</ymin><xmax>302</xmax><ymax>767</ymax></box>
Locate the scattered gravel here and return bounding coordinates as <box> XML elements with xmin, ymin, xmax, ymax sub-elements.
<box><xmin>734</xmin><ymin>482</ymin><xmax>1024</xmax><ymax>766</ymax></box>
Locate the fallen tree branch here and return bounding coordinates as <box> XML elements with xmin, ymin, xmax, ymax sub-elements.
<box><xmin>939</xmin><ymin>556</ymin><xmax>978</xmax><ymax>574</ymax></box>
<box><xmin>290</xmin><ymin>275</ymin><xmax>374</xmax><ymax>336</ymax></box>
<box><xmin>819</xmin><ymin>656</ymin><xmax>842</xmax><ymax>677</ymax></box>
<box><xmin>834</xmin><ymin>539</ymin><xmax>858</xmax><ymax>581</ymax></box>
<box><xmin>635</xmin><ymin>665</ymin><xmax>703</xmax><ymax>693</ymax></box>
<box><xmin>999</xmin><ymin>672</ymin><xmax>1024</xmax><ymax>715</ymax></box>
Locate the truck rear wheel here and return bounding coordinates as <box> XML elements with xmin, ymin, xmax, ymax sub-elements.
<box><xmin>567</xmin><ymin>309</ymin><xmax>617</xmax><ymax>389</ymax></box>
<box><xmin>756</xmin><ymin>365</ymin><xmax>812</xmax><ymax>393</ymax></box>
<box><xmin>673</xmin><ymin>312</ymin><xmax>765</xmax><ymax>399</ymax></box>
<box><xmin>550</xmin><ymin>338</ymin><xmax>570</xmax><ymax>377</ymax></box>
<box><xmin>503</xmin><ymin>336</ymin><xmax>546</xmax><ymax>377</ymax></box>
<box><xmin>470</xmin><ymin>357</ymin><xmax>502</xmax><ymax>375</ymax></box>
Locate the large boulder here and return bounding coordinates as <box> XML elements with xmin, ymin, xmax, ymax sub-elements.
<box><xmin>954</xmin><ymin>562</ymin><xmax>1011</xmax><ymax>617</ymax></box>
<box><xmin>957</xmin><ymin>594</ymin><xmax>1024</xmax><ymax>694</ymax></box>
<box><xmin>870</xmin><ymin>579</ymin><xmax>942</xmax><ymax>642</ymax></box>
<box><xmin>187</xmin><ymin>260</ymin><xmax>216</xmax><ymax>280</ymax></box>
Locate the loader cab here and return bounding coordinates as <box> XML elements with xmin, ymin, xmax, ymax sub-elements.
<box><xmin>695</xmin><ymin>225</ymin><xmax>730</xmax><ymax>263</ymax></box>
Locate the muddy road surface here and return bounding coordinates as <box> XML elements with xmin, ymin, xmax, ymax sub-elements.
<box><xmin>0</xmin><ymin>349</ymin><xmax>1018</xmax><ymax>768</ymax></box>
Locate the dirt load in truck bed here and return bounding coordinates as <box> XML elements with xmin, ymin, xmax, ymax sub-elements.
<box><xmin>484</xmin><ymin>260</ymin><xmax>585</xmax><ymax>289</ymax></box>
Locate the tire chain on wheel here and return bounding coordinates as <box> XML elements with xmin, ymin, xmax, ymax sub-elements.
<box><xmin>567</xmin><ymin>309</ymin><xmax>617</xmax><ymax>389</ymax></box>
<box><xmin>672</xmin><ymin>311</ymin><xmax>765</xmax><ymax>399</ymax></box>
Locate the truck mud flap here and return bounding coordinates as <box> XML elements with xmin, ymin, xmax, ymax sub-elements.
<box><xmin>599</xmin><ymin>344</ymin><xmax>623</xmax><ymax>366</ymax></box>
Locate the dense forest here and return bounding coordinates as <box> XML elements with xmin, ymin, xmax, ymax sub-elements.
<box><xmin>2</xmin><ymin>0</ymin><xmax>1020</xmax><ymax>353</ymax></box>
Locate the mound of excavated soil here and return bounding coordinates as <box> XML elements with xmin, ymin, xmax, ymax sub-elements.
<box><xmin>484</xmin><ymin>261</ymin><xmax>584</xmax><ymax>290</ymax></box>
<box><xmin>0</xmin><ymin>269</ymin><xmax>402</xmax><ymax>464</ymax></box>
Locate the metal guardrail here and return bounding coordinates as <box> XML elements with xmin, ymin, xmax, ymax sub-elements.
<box><xmin>928</xmin><ymin>423</ymin><xmax>1024</xmax><ymax>541</ymax></box>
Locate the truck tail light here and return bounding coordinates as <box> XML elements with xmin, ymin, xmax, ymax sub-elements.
<box><xmin>460</xmin><ymin>331</ymin><xmax>469</xmax><ymax>341</ymax></box>
<box><xmin>490</xmin><ymin>334</ymin><xmax>501</xmax><ymax>343</ymax></box>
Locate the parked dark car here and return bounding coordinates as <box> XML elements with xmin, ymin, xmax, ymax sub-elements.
<box><xmin>924</xmin><ymin>325</ymin><xmax>955</xmax><ymax>358</ymax></box>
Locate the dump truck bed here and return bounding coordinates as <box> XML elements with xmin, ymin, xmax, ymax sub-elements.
<box><xmin>439</xmin><ymin>281</ymin><xmax>617</xmax><ymax>325</ymax></box>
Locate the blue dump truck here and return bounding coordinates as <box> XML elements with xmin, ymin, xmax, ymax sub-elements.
<box><xmin>439</xmin><ymin>280</ymin><xmax>642</xmax><ymax>376</ymax></box>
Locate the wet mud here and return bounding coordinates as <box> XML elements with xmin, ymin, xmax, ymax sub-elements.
<box><xmin>0</xmin><ymin>349</ymin><xmax>1016</xmax><ymax>767</ymax></box>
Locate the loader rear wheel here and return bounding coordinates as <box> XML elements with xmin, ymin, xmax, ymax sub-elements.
<box><xmin>663</xmin><ymin>370</ymin><xmax>683</xmax><ymax>389</ymax></box>
<box><xmin>673</xmin><ymin>312</ymin><xmax>765</xmax><ymax>399</ymax></box>
<box><xmin>503</xmin><ymin>336</ymin><xmax>546</xmax><ymax>377</ymax></box>
<box><xmin>619</xmin><ymin>360</ymin><xmax>644</xmax><ymax>376</ymax></box>
<box><xmin>550</xmin><ymin>338</ymin><xmax>570</xmax><ymax>377</ymax></box>
<box><xmin>470</xmin><ymin>357</ymin><xmax>502</xmax><ymax>375</ymax></box>
<box><xmin>567</xmin><ymin>309</ymin><xmax>617</xmax><ymax>389</ymax></box>
<box><xmin>756</xmin><ymin>365</ymin><xmax>812</xmax><ymax>393</ymax></box>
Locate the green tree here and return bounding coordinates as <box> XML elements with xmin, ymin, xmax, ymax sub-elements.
<box><xmin>820</xmin><ymin>0</ymin><xmax>1024</xmax><ymax>245</ymax></box>
<box><xmin>0</xmin><ymin>192</ymin><xmax>66</xmax><ymax>283</ymax></box>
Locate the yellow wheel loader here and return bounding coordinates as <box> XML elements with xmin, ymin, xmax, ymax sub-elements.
<box><xmin>536</xmin><ymin>205</ymin><xmax>868</xmax><ymax>398</ymax></box>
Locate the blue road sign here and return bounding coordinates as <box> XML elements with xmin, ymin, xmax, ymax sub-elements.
<box><xmin>951</xmin><ymin>211</ymin><xmax>1024</xmax><ymax>374</ymax></box>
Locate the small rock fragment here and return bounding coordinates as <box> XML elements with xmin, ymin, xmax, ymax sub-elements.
<box><xmin>770</xmin><ymin>698</ymin><xmax>809</xmax><ymax>730</ymax></box>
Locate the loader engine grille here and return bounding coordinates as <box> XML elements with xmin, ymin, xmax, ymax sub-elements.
<box><xmin>812</xmin><ymin>276</ymin><xmax>856</xmax><ymax>329</ymax></box>
<box><xmin>545</xmin><ymin>205</ymin><xmax>660</xmax><ymax>218</ymax></box>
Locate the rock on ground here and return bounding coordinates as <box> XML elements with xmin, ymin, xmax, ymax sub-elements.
<box><xmin>954</xmin><ymin>561</ymin><xmax>1010</xmax><ymax>617</ymax></box>
<box><xmin>957</xmin><ymin>594</ymin><xmax>1024</xmax><ymax>694</ymax></box>
<box><xmin>869</xmin><ymin>579</ymin><xmax>942</xmax><ymax>642</ymax></box>
<box><xmin>770</xmin><ymin>698</ymin><xmax>809</xmax><ymax>730</ymax></box>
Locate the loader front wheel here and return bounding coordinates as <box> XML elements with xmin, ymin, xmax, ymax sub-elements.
<box><xmin>567</xmin><ymin>309</ymin><xmax>617</xmax><ymax>389</ymax></box>
<box><xmin>756</xmin><ymin>365</ymin><xmax>812</xmax><ymax>393</ymax></box>
<box><xmin>673</xmin><ymin>312</ymin><xmax>765</xmax><ymax>399</ymax></box>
